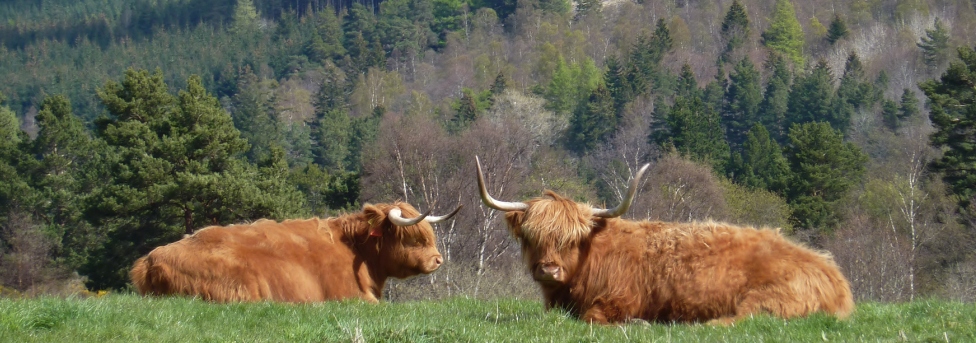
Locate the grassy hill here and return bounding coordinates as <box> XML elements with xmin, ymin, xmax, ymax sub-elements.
<box><xmin>1</xmin><ymin>295</ymin><xmax>974</xmax><ymax>342</ymax></box>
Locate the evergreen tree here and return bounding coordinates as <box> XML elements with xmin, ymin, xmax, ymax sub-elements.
<box><xmin>628</xmin><ymin>19</ymin><xmax>674</xmax><ymax>96</ymax></box>
<box><xmin>488</xmin><ymin>72</ymin><xmax>510</xmax><ymax>107</ymax></box>
<box><xmin>836</xmin><ymin>52</ymin><xmax>872</xmax><ymax>111</ymax></box>
<box><xmin>654</xmin><ymin>95</ymin><xmax>730</xmax><ymax>172</ymax></box>
<box><xmin>918</xmin><ymin>18</ymin><xmax>951</xmax><ymax>69</ymax></box>
<box><xmin>784</xmin><ymin>122</ymin><xmax>866</xmax><ymax>231</ymax></box>
<box><xmin>723</xmin><ymin>58</ymin><xmax>763</xmax><ymax>150</ymax></box>
<box><xmin>919</xmin><ymin>46</ymin><xmax>976</xmax><ymax>208</ymax></box>
<box><xmin>0</xmin><ymin>93</ymin><xmax>31</xmax><ymax>215</ymax></box>
<box><xmin>761</xmin><ymin>0</ymin><xmax>805</xmax><ymax>66</ymax></box>
<box><xmin>758</xmin><ymin>53</ymin><xmax>792</xmax><ymax>143</ymax></box>
<box><xmin>85</xmin><ymin>69</ymin><xmax>306</xmax><ymax>289</ymax></box>
<box><xmin>676</xmin><ymin>64</ymin><xmax>700</xmax><ymax>99</ymax></box>
<box><xmin>719</xmin><ymin>0</ymin><xmax>750</xmax><ymax>64</ymax></box>
<box><xmin>28</xmin><ymin>95</ymin><xmax>103</xmax><ymax>271</ymax></box>
<box><xmin>729</xmin><ymin>123</ymin><xmax>790</xmax><ymax>193</ymax></box>
<box><xmin>230</xmin><ymin>0</ymin><xmax>260</xmax><ymax>35</ymax></box>
<box><xmin>826</xmin><ymin>14</ymin><xmax>849</xmax><ymax>45</ymax></box>
<box><xmin>569</xmin><ymin>84</ymin><xmax>616</xmax><ymax>153</ymax></box>
<box><xmin>453</xmin><ymin>89</ymin><xmax>480</xmax><ymax>130</ymax></box>
<box><xmin>881</xmin><ymin>98</ymin><xmax>900</xmax><ymax>131</ymax></box>
<box><xmin>305</xmin><ymin>7</ymin><xmax>345</xmax><ymax>64</ymax></box>
<box><xmin>604</xmin><ymin>55</ymin><xmax>633</xmax><ymax>114</ymax></box>
<box><xmin>899</xmin><ymin>88</ymin><xmax>921</xmax><ymax>121</ymax></box>
<box><xmin>787</xmin><ymin>60</ymin><xmax>836</xmax><ymax>129</ymax></box>
<box><xmin>231</xmin><ymin>68</ymin><xmax>280</xmax><ymax>164</ymax></box>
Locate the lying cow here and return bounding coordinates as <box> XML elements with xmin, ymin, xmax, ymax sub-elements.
<box><xmin>130</xmin><ymin>202</ymin><xmax>459</xmax><ymax>303</ymax></box>
<box><xmin>476</xmin><ymin>157</ymin><xmax>854</xmax><ymax>324</ymax></box>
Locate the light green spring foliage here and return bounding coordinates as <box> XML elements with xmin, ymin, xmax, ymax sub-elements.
<box><xmin>0</xmin><ymin>296</ymin><xmax>975</xmax><ymax>342</ymax></box>
<box><xmin>762</xmin><ymin>0</ymin><xmax>805</xmax><ymax>66</ymax></box>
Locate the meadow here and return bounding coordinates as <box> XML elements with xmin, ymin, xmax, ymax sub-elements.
<box><xmin>1</xmin><ymin>295</ymin><xmax>974</xmax><ymax>342</ymax></box>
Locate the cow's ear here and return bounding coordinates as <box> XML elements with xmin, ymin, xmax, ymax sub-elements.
<box><xmin>369</xmin><ymin>226</ymin><xmax>384</xmax><ymax>237</ymax></box>
<box><xmin>362</xmin><ymin>204</ymin><xmax>388</xmax><ymax>237</ymax></box>
<box><xmin>504</xmin><ymin>211</ymin><xmax>525</xmax><ymax>238</ymax></box>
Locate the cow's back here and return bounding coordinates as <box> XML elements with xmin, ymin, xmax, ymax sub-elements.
<box><xmin>570</xmin><ymin>220</ymin><xmax>853</xmax><ymax>323</ymax></box>
<box><xmin>131</xmin><ymin>218</ymin><xmax>362</xmax><ymax>302</ymax></box>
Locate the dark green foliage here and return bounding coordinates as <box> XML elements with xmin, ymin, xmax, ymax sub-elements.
<box><xmin>654</xmin><ymin>95</ymin><xmax>730</xmax><ymax>172</ymax></box>
<box><xmin>676</xmin><ymin>64</ymin><xmax>701</xmax><ymax>99</ymax></box>
<box><xmin>305</xmin><ymin>7</ymin><xmax>346</xmax><ymax>64</ymax></box>
<box><xmin>488</xmin><ymin>72</ymin><xmax>510</xmax><ymax>107</ymax></box>
<box><xmin>729</xmin><ymin>123</ymin><xmax>790</xmax><ymax>193</ymax></box>
<box><xmin>289</xmin><ymin>164</ymin><xmax>360</xmax><ymax>214</ymax></box>
<box><xmin>0</xmin><ymin>94</ymin><xmax>32</xmax><ymax>215</ymax></box>
<box><xmin>758</xmin><ymin>53</ymin><xmax>792</xmax><ymax>143</ymax></box>
<box><xmin>918</xmin><ymin>18</ymin><xmax>951</xmax><ymax>69</ymax></box>
<box><xmin>787</xmin><ymin>60</ymin><xmax>838</xmax><ymax>130</ymax></box>
<box><xmin>723</xmin><ymin>58</ymin><xmax>763</xmax><ymax>150</ymax></box>
<box><xmin>719</xmin><ymin>0</ymin><xmax>750</xmax><ymax>63</ymax></box>
<box><xmin>25</xmin><ymin>95</ymin><xmax>105</xmax><ymax>271</ymax></box>
<box><xmin>568</xmin><ymin>85</ymin><xmax>616</xmax><ymax>153</ymax></box>
<box><xmin>313</xmin><ymin>109</ymin><xmax>353</xmax><ymax>171</ymax></box>
<box><xmin>628</xmin><ymin>19</ymin><xmax>674</xmax><ymax>96</ymax></box>
<box><xmin>83</xmin><ymin>69</ymin><xmax>306</xmax><ymax>289</ymax></box>
<box><xmin>920</xmin><ymin>46</ymin><xmax>976</xmax><ymax>208</ymax></box>
<box><xmin>826</xmin><ymin>14</ymin><xmax>849</xmax><ymax>45</ymax></box>
<box><xmin>836</xmin><ymin>53</ymin><xmax>874</xmax><ymax>112</ymax></box>
<box><xmin>604</xmin><ymin>55</ymin><xmax>633</xmax><ymax>114</ymax></box>
<box><xmin>761</xmin><ymin>0</ymin><xmax>805</xmax><ymax>66</ymax></box>
<box><xmin>784</xmin><ymin>122</ymin><xmax>867</xmax><ymax>231</ymax></box>
<box><xmin>231</xmin><ymin>69</ymin><xmax>281</xmax><ymax>164</ymax></box>
<box><xmin>881</xmin><ymin>99</ymin><xmax>900</xmax><ymax>131</ymax></box>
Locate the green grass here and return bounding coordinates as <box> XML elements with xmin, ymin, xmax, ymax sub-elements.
<box><xmin>0</xmin><ymin>295</ymin><xmax>974</xmax><ymax>342</ymax></box>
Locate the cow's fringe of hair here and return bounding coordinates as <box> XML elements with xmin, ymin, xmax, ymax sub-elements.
<box><xmin>520</xmin><ymin>191</ymin><xmax>594</xmax><ymax>249</ymax></box>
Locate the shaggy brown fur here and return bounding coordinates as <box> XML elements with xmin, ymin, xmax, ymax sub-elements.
<box><xmin>130</xmin><ymin>202</ymin><xmax>442</xmax><ymax>303</ymax></box>
<box><xmin>504</xmin><ymin>192</ymin><xmax>854</xmax><ymax>325</ymax></box>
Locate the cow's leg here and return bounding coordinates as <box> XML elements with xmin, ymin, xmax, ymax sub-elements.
<box><xmin>581</xmin><ymin>306</ymin><xmax>609</xmax><ymax>324</ymax></box>
<box><xmin>707</xmin><ymin>287</ymin><xmax>800</xmax><ymax>326</ymax></box>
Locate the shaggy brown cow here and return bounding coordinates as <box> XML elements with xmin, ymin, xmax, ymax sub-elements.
<box><xmin>476</xmin><ymin>157</ymin><xmax>854</xmax><ymax>325</ymax></box>
<box><xmin>130</xmin><ymin>202</ymin><xmax>459</xmax><ymax>303</ymax></box>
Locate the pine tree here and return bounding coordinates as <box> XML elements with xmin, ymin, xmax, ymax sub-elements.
<box><xmin>758</xmin><ymin>53</ymin><xmax>792</xmax><ymax>143</ymax></box>
<box><xmin>881</xmin><ymin>99</ymin><xmax>900</xmax><ymax>131</ymax></box>
<box><xmin>453</xmin><ymin>89</ymin><xmax>480</xmax><ymax>130</ymax></box>
<box><xmin>313</xmin><ymin>108</ymin><xmax>352</xmax><ymax>171</ymax></box>
<box><xmin>730</xmin><ymin>123</ymin><xmax>790</xmax><ymax>193</ymax></box>
<box><xmin>231</xmin><ymin>68</ymin><xmax>280</xmax><ymax>164</ymax></box>
<box><xmin>231</xmin><ymin>0</ymin><xmax>260</xmax><ymax>35</ymax></box>
<box><xmin>569</xmin><ymin>84</ymin><xmax>616</xmax><ymax>153</ymax></box>
<box><xmin>919</xmin><ymin>46</ymin><xmax>976</xmax><ymax>208</ymax></box>
<box><xmin>719</xmin><ymin>0</ymin><xmax>750</xmax><ymax>64</ymax></box>
<box><xmin>0</xmin><ymin>93</ymin><xmax>32</xmax><ymax>215</ymax></box>
<box><xmin>724</xmin><ymin>58</ymin><xmax>763</xmax><ymax>150</ymax></box>
<box><xmin>826</xmin><ymin>14</ymin><xmax>849</xmax><ymax>45</ymax></box>
<box><xmin>784</xmin><ymin>122</ymin><xmax>866</xmax><ymax>231</ymax></box>
<box><xmin>604</xmin><ymin>54</ymin><xmax>633</xmax><ymax>113</ymax></box>
<box><xmin>918</xmin><ymin>18</ymin><xmax>951</xmax><ymax>69</ymax></box>
<box><xmin>85</xmin><ymin>69</ymin><xmax>307</xmax><ymax>289</ymax></box>
<box><xmin>655</xmin><ymin>95</ymin><xmax>730</xmax><ymax>172</ymax></box>
<box><xmin>761</xmin><ymin>0</ymin><xmax>805</xmax><ymax>66</ymax></box>
<box><xmin>899</xmin><ymin>88</ymin><xmax>921</xmax><ymax>121</ymax></box>
<box><xmin>787</xmin><ymin>60</ymin><xmax>835</xmax><ymax>129</ymax></box>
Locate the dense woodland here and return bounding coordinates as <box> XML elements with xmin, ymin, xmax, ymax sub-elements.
<box><xmin>1</xmin><ymin>0</ymin><xmax>976</xmax><ymax>303</ymax></box>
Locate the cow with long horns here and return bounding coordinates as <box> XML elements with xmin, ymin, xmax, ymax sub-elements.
<box><xmin>130</xmin><ymin>202</ymin><xmax>460</xmax><ymax>303</ymax></box>
<box><xmin>476</xmin><ymin>157</ymin><xmax>854</xmax><ymax>324</ymax></box>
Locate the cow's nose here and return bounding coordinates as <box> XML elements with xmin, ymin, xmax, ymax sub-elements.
<box><xmin>541</xmin><ymin>265</ymin><xmax>560</xmax><ymax>277</ymax></box>
<box><xmin>434</xmin><ymin>256</ymin><xmax>443</xmax><ymax>266</ymax></box>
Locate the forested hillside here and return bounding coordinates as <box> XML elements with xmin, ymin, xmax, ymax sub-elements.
<box><xmin>1</xmin><ymin>0</ymin><xmax>975</xmax><ymax>303</ymax></box>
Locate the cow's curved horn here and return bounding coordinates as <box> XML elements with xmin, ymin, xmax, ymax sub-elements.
<box><xmin>592</xmin><ymin>163</ymin><xmax>651</xmax><ymax>218</ymax></box>
<box><xmin>476</xmin><ymin>156</ymin><xmax>529</xmax><ymax>212</ymax></box>
<box><xmin>388</xmin><ymin>207</ymin><xmax>432</xmax><ymax>226</ymax></box>
<box><xmin>426</xmin><ymin>204</ymin><xmax>463</xmax><ymax>223</ymax></box>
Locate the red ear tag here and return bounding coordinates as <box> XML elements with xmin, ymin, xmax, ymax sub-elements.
<box><xmin>369</xmin><ymin>226</ymin><xmax>383</xmax><ymax>237</ymax></box>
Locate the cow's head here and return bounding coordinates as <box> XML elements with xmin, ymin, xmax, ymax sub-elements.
<box><xmin>362</xmin><ymin>202</ymin><xmax>460</xmax><ymax>278</ymax></box>
<box><xmin>476</xmin><ymin>157</ymin><xmax>648</xmax><ymax>287</ymax></box>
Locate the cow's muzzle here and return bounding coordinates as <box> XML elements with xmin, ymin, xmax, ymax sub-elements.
<box><xmin>533</xmin><ymin>263</ymin><xmax>563</xmax><ymax>283</ymax></box>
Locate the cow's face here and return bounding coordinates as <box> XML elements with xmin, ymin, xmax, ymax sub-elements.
<box><xmin>504</xmin><ymin>191</ymin><xmax>593</xmax><ymax>287</ymax></box>
<box><xmin>365</xmin><ymin>203</ymin><xmax>444</xmax><ymax>278</ymax></box>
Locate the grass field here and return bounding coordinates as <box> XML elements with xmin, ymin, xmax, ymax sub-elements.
<box><xmin>1</xmin><ymin>295</ymin><xmax>974</xmax><ymax>342</ymax></box>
